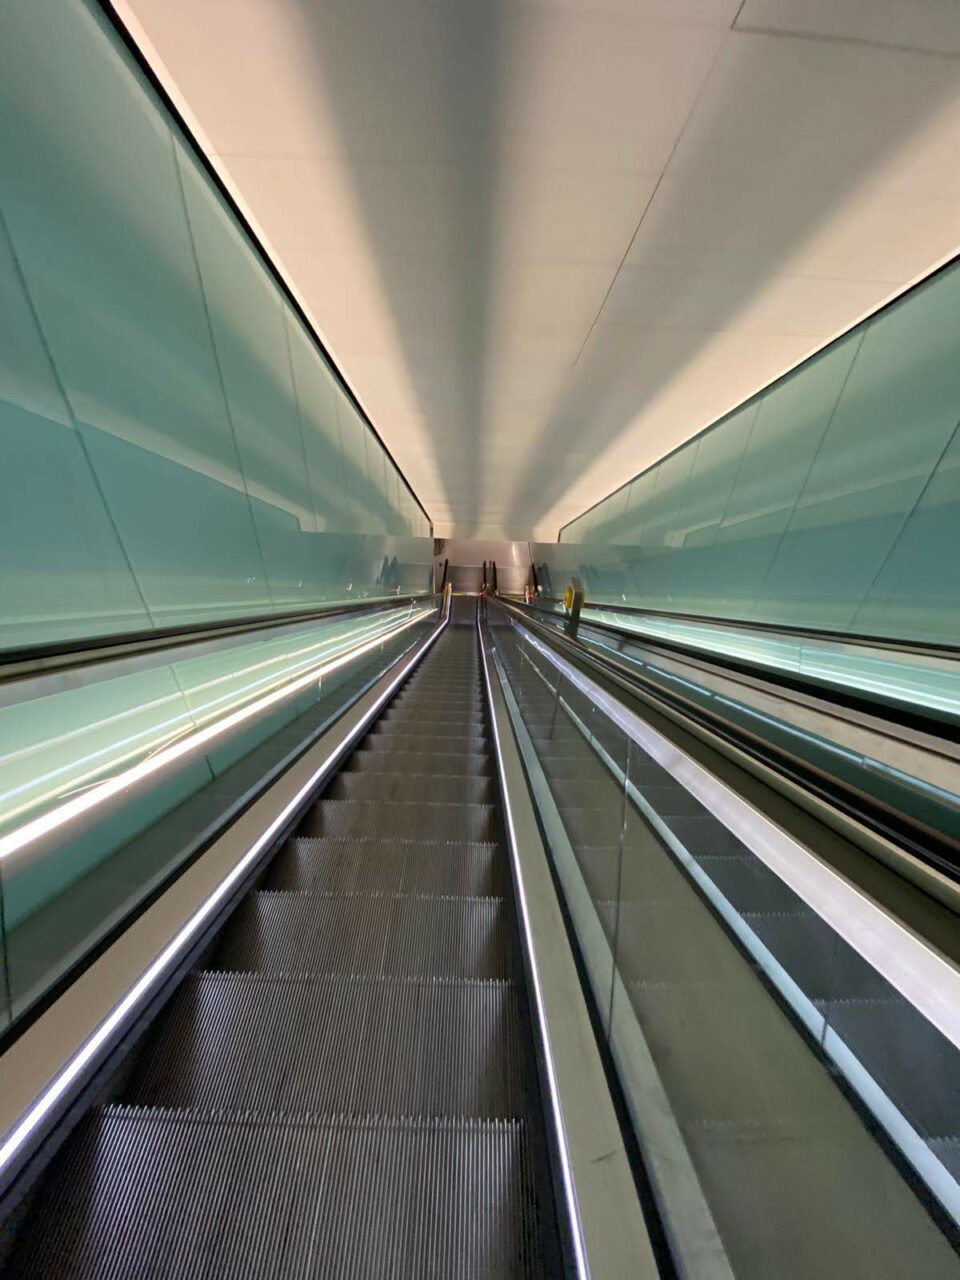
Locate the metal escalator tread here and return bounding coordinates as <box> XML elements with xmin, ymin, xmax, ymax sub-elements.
<box><xmin>328</xmin><ymin>769</ymin><xmax>496</xmax><ymax>804</ymax></box>
<box><xmin>305</xmin><ymin>798</ymin><xmax>499</xmax><ymax>842</ymax></box>
<box><xmin>268</xmin><ymin>836</ymin><xmax>506</xmax><ymax>896</ymax></box>
<box><xmin>14</xmin><ymin>1108</ymin><xmax>544</xmax><ymax>1280</ymax></box>
<box><xmin>213</xmin><ymin>890</ymin><xmax>513</xmax><ymax>979</ymax></box>
<box><xmin>370</xmin><ymin>721</ymin><xmax>488</xmax><ymax>742</ymax></box>
<box><xmin>344</xmin><ymin>745</ymin><xmax>493</xmax><ymax>775</ymax></box>
<box><xmin>128</xmin><ymin>972</ymin><xmax>527</xmax><ymax>1116</ymax></box>
<box><xmin>5</xmin><ymin>620</ymin><xmax>556</xmax><ymax>1278</ymax></box>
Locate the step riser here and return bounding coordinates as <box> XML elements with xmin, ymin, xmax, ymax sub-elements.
<box><xmin>131</xmin><ymin>974</ymin><xmax>526</xmax><ymax>1117</ymax></box>
<box><xmin>14</xmin><ymin>1110</ymin><xmax>543</xmax><ymax>1280</ymax></box>
<box><xmin>267</xmin><ymin>838</ymin><xmax>505</xmax><ymax>897</ymax></box>
<box><xmin>344</xmin><ymin>750</ymin><xmax>492</xmax><ymax>777</ymax></box>
<box><xmin>306</xmin><ymin>800</ymin><xmax>498</xmax><ymax>843</ymax></box>
<box><xmin>329</xmin><ymin>773</ymin><xmax>496</xmax><ymax>805</ymax></box>
<box><xmin>215</xmin><ymin>893</ymin><xmax>513</xmax><ymax>980</ymax></box>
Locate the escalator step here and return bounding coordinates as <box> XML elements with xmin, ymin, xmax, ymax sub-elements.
<box><xmin>214</xmin><ymin>891</ymin><xmax>513</xmax><ymax>979</ymax></box>
<box><xmin>557</xmin><ymin>803</ymin><xmax>625</xmax><ymax>851</ymax></box>
<box><xmin>523</xmin><ymin>719</ymin><xmax>583</xmax><ymax>740</ymax></box>
<box><xmin>268</xmin><ymin>837</ymin><xmax>505</xmax><ymax>896</ymax></box>
<box><xmin>697</xmin><ymin>854</ymin><xmax>805</xmax><ymax>914</ymax></box>
<box><xmin>744</xmin><ymin>911</ymin><xmax>892</xmax><ymax>1003</ymax></box>
<box><xmin>381</xmin><ymin>708</ymin><xmax>485</xmax><ymax>727</ymax></box>
<box><xmin>930</xmin><ymin>1136</ymin><xmax>960</xmax><ymax>1182</ymax></box>
<box><xmin>661</xmin><ymin>813</ymin><xmax>749</xmax><ymax>858</ymax></box>
<box><xmin>8</xmin><ymin>1107</ymin><xmax>545</xmax><ymax>1280</ymax></box>
<box><xmin>533</xmin><ymin>754</ymin><xmax>609</xmax><ymax>782</ymax></box>
<box><xmin>395</xmin><ymin>689</ymin><xmax>483</xmax><ymax>701</ymax></box>
<box><xmin>344</xmin><ymin>745</ymin><xmax>492</xmax><ymax>776</ymax></box>
<box><xmin>328</xmin><ymin>770</ymin><xmax>496</xmax><ymax>805</ymax></box>
<box><xmin>635</xmin><ymin>784</ymin><xmax>708</xmax><ymax>820</ymax></box>
<box><xmin>129</xmin><ymin>973</ymin><xmax>526</xmax><ymax>1117</ymax></box>
<box><xmin>306</xmin><ymin>798</ymin><xmax>499</xmax><ymax>843</ymax></box>
<box><xmin>370</xmin><ymin>721</ymin><xmax>487</xmax><ymax>742</ymax></box>
<box><xmin>825</xmin><ymin>996</ymin><xmax>959</xmax><ymax>1139</ymax></box>
<box><xmin>265</xmin><ymin>836</ymin><xmax>408</xmax><ymax>894</ymax></box>
<box><xmin>526</xmin><ymin>736</ymin><xmax>589</xmax><ymax>757</ymax></box>
<box><xmin>547</xmin><ymin>777</ymin><xmax>622</xmax><ymax>811</ymax></box>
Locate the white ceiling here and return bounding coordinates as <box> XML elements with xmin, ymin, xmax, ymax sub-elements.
<box><xmin>118</xmin><ymin>0</ymin><xmax>960</xmax><ymax>540</ymax></box>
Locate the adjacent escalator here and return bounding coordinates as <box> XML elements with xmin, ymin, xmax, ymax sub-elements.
<box><xmin>493</xmin><ymin>612</ymin><xmax>960</xmax><ymax>1280</ymax></box>
<box><xmin>3</xmin><ymin>599</ymin><xmax>561</xmax><ymax>1278</ymax></box>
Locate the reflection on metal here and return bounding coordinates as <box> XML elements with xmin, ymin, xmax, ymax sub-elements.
<box><xmin>480</xmin><ymin>621</ymin><xmax>659</xmax><ymax>1280</ymax></box>
<box><xmin>494</xmin><ymin>638</ymin><xmax>733</xmax><ymax>1280</ymax></box>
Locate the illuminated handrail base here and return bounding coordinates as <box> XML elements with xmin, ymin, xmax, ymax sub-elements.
<box><xmin>583</xmin><ymin>607</ymin><xmax>960</xmax><ymax>720</ymax></box>
<box><xmin>0</xmin><ymin>605</ymin><xmax>434</xmax><ymax>866</ymax></box>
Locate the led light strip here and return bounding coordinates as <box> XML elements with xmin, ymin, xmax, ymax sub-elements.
<box><xmin>515</xmin><ymin>620</ymin><xmax>960</xmax><ymax>1055</ymax></box>
<box><xmin>0</xmin><ymin>608</ymin><xmax>432</xmax><ymax>864</ymax></box>
<box><xmin>589</xmin><ymin>609</ymin><xmax>960</xmax><ymax>717</ymax></box>
<box><xmin>0</xmin><ymin>604</ymin><xmax>448</xmax><ymax>1180</ymax></box>
<box><xmin>0</xmin><ymin>610</ymin><xmax>413</xmax><ymax>823</ymax></box>
<box><xmin>478</xmin><ymin>622</ymin><xmax>590</xmax><ymax>1280</ymax></box>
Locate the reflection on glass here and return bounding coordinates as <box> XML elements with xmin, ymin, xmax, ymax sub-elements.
<box><xmin>546</xmin><ymin>263</ymin><xmax>960</xmax><ymax>647</ymax></box>
<box><xmin>0</xmin><ymin>0</ymin><xmax>432</xmax><ymax>653</ymax></box>
<box><xmin>496</xmin><ymin>609</ymin><xmax>960</xmax><ymax>1279</ymax></box>
<box><xmin>0</xmin><ymin>603</ymin><xmax>435</xmax><ymax>1028</ymax></box>
<box><xmin>580</xmin><ymin>608</ymin><xmax>960</xmax><ymax>720</ymax></box>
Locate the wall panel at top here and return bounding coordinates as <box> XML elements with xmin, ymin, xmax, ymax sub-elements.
<box><xmin>0</xmin><ymin>0</ymin><xmax>432</xmax><ymax>651</ymax></box>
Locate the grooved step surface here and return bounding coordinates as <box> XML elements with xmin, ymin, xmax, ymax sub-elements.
<box><xmin>345</xmin><ymin>746</ymin><xmax>492</xmax><ymax>776</ymax></box>
<box><xmin>329</xmin><ymin>770</ymin><xmax>496</xmax><ymax>805</ymax></box>
<box><xmin>9</xmin><ymin>1108</ymin><xmax>544</xmax><ymax>1280</ymax></box>
<box><xmin>306</xmin><ymin>799</ymin><xmax>499</xmax><ymax>843</ymax></box>
<box><xmin>389</xmin><ymin>708</ymin><xmax>485</xmax><ymax>724</ymax></box>
<box><xmin>268</xmin><ymin>837</ymin><xmax>505</xmax><ymax>896</ymax></box>
<box><xmin>130</xmin><ymin>973</ymin><xmax>526</xmax><ymax>1117</ymax></box>
<box><xmin>371</xmin><ymin>721</ymin><xmax>488</xmax><ymax>742</ymax></box>
<box><xmin>394</xmin><ymin>693</ymin><xmax>484</xmax><ymax>707</ymax></box>
<box><xmin>214</xmin><ymin>892</ymin><xmax>513</xmax><ymax>979</ymax></box>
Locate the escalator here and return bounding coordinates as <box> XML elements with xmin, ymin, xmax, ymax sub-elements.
<box><xmin>2</xmin><ymin>597</ymin><xmax>562</xmax><ymax>1278</ymax></box>
<box><xmin>491</xmin><ymin>605</ymin><xmax>960</xmax><ymax>1279</ymax></box>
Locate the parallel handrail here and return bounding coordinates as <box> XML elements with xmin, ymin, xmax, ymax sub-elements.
<box><xmin>523</xmin><ymin>592</ymin><xmax>960</xmax><ymax>661</ymax></box>
<box><xmin>494</xmin><ymin>596</ymin><xmax>960</xmax><ymax>890</ymax></box>
<box><xmin>1</xmin><ymin>593</ymin><xmax>435</xmax><ymax>685</ymax></box>
<box><xmin>498</xmin><ymin>600</ymin><xmax>960</xmax><ymax>1232</ymax></box>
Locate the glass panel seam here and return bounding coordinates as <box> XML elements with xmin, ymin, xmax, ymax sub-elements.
<box><xmin>0</xmin><ymin>206</ymin><xmax>154</xmax><ymax>629</ymax></box>
<box><xmin>170</xmin><ymin>141</ymin><xmax>275</xmax><ymax>607</ymax></box>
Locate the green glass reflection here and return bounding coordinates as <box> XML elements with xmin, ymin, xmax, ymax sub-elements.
<box><xmin>0</xmin><ymin>0</ymin><xmax>431</xmax><ymax>652</ymax></box>
<box><xmin>553</xmin><ymin>260</ymin><xmax>960</xmax><ymax>645</ymax></box>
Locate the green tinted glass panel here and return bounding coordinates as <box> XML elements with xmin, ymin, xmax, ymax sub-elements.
<box><xmin>0</xmin><ymin>0</ymin><xmax>431</xmax><ymax>651</ymax></box>
<box><xmin>552</xmin><ymin>260</ymin><xmax>960</xmax><ymax>645</ymax></box>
